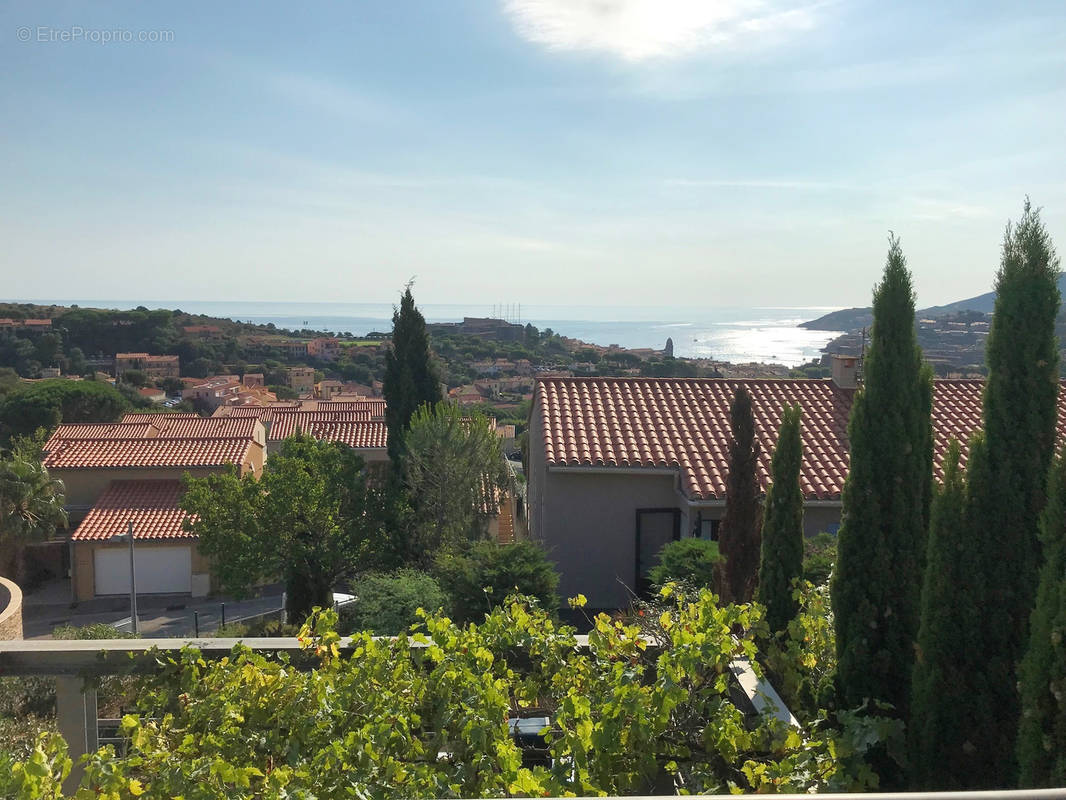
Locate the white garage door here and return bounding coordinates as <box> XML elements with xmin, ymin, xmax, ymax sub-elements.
<box><xmin>94</xmin><ymin>546</ymin><xmax>192</xmax><ymax>596</ymax></box>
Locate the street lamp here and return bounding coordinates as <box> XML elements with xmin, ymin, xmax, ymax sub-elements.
<box><xmin>110</xmin><ymin>521</ymin><xmax>138</xmax><ymax>635</ymax></box>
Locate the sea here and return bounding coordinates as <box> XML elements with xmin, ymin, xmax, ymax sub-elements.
<box><xmin>27</xmin><ymin>301</ymin><xmax>845</xmax><ymax>368</ymax></box>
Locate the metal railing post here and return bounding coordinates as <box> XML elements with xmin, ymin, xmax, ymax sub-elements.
<box><xmin>128</xmin><ymin>521</ymin><xmax>139</xmax><ymax>635</ymax></box>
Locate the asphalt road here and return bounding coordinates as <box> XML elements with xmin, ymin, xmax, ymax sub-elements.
<box><xmin>21</xmin><ymin>580</ymin><xmax>285</xmax><ymax>639</ymax></box>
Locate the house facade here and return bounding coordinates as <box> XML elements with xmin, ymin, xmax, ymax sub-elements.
<box><xmin>527</xmin><ymin>368</ymin><xmax>1066</xmax><ymax>609</ymax></box>
<box><xmin>115</xmin><ymin>353</ymin><xmax>180</xmax><ymax>380</ymax></box>
<box><xmin>43</xmin><ymin>418</ymin><xmax>265</xmax><ymax>601</ymax></box>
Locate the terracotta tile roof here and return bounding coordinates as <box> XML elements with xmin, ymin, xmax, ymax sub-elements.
<box><xmin>70</xmin><ymin>480</ymin><xmax>193</xmax><ymax>541</ymax></box>
<box><xmin>46</xmin><ymin>423</ymin><xmax>159</xmax><ymax>451</ymax></box>
<box><xmin>306</xmin><ymin>421</ymin><xmax>387</xmax><ymax>449</ymax></box>
<box><xmin>317</xmin><ymin>400</ymin><xmax>386</xmax><ymax>417</ymax></box>
<box><xmin>153</xmin><ymin>417</ymin><xmax>260</xmax><ymax>440</ymax></box>
<box><xmin>929</xmin><ymin>380</ymin><xmax>1066</xmax><ymax>476</ymax></box>
<box><xmin>535</xmin><ymin>377</ymin><xmax>1066</xmax><ymax>502</ymax></box>
<box><xmin>213</xmin><ymin>406</ymin><xmax>271</xmax><ymax>418</ymax></box>
<box><xmin>44</xmin><ymin>437</ymin><xmax>253</xmax><ymax>470</ymax></box>
<box><xmin>268</xmin><ymin>411</ymin><xmax>373</xmax><ymax>440</ymax></box>
<box><xmin>121</xmin><ymin>413</ymin><xmax>200</xmax><ymax>424</ymax></box>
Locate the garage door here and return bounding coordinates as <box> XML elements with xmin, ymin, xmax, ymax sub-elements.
<box><xmin>94</xmin><ymin>546</ymin><xmax>192</xmax><ymax>595</ymax></box>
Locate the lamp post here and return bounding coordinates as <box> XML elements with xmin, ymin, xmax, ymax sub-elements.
<box><xmin>112</xmin><ymin>521</ymin><xmax>138</xmax><ymax>634</ymax></box>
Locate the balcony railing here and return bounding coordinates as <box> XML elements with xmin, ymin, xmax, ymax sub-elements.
<box><xmin>0</xmin><ymin>635</ymin><xmax>792</xmax><ymax>792</ymax></box>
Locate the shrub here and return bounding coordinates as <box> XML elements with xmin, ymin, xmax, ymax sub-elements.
<box><xmin>214</xmin><ymin>618</ymin><xmax>299</xmax><ymax>638</ymax></box>
<box><xmin>51</xmin><ymin>623</ymin><xmax>137</xmax><ymax>640</ymax></box>
<box><xmin>647</xmin><ymin>537</ymin><xmax>721</xmax><ymax>589</ymax></box>
<box><xmin>4</xmin><ymin>595</ymin><xmax>891</xmax><ymax>796</ymax></box>
<box><xmin>338</xmin><ymin>569</ymin><xmax>447</xmax><ymax>636</ymax></box>
<box><xmin>803</xmin><ymin>532</ymin><xmax>836</xmax><ymax>585</ymax></box>
<box><xmin>435</xmin><ymin>540</ymin><xmax>559</xmax><ymax>623</ymax></box>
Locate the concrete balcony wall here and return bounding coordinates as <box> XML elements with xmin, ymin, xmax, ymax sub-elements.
<box><xmin>0</xmin><ymin>575</ymin><xmax>24</xmax><ymax>640</ymax></box>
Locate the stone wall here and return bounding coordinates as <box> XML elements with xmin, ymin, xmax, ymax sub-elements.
<box><xmin>0</xmin><ymin>575</ymin><xmax>23</xmax><ymax>640</ymax></box>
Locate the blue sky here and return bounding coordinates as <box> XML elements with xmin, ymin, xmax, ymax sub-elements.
<box><xmin>2</xmin><ymin>0</ymin><xmax>1064</xmax><ymax>308</ymax></box>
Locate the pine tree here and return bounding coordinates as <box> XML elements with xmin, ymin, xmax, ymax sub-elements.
<box><xmin>831</xmin><ymin>235</ymin><xmax>932</xmax><ymax>723</ymax></box>
<box><xmin>910</xmin><ymin>439</ymin><xmax>986</xmax><ymax>788</ymax></box>
<box><xmin>1017</xmin><ymin>447</ymin><xmax>1066</xmax><ymax>787</ymax></box>
<box><xmin>718</xmin><ymin>385</ymin><xmax>762</xmax><ymax>604</ymax></box>
<box><xmin>757</xmin><ymin>404</ymin><xmax>804</xmax><ymax>634</ymax></box>
<box><xmin>383</xmin><ymin>285</ymin><xmax>443</xmax><ymax>468</ymax></box>
<box><xmin>961</xmin><ymin>200</ymin><xmax>1061</xmax><ymax>786</ymax></box>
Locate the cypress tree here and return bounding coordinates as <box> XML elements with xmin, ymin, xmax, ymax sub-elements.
<box><xmin>383</xmin><ymin>285</ymin><xmax>443</xmax><ymax>468</ymax></box>
<box><xmin>757</xmin><ymin>404</ymin><xmax>804</xmax><ymax>634</ymax></box>
<box><xmin>962</xmin><ymin>200</ymin><xmax>1060</xmax><ymax>786</ymax></box>
<box><xmin>718</xmin><ymin>385</ymin><xmax>762</xmax><ymax>604</ymax></box>
<box><xmin>831</xmin><ymin>235</ymin><xmax>932</xmax><ymax>723</ymax></box>
<box><xmin>910</xmin><ymin>438</ymin><xmax>986</xmax><ymax>788</ymax></box>
<box><xmin>1017</xmin><ymin>447</ymin><xmax>1066</xmax><ymax>787</ymax></box>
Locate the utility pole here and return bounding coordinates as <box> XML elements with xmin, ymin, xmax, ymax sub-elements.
<box><xmin>127</xmin><ymin>521</ymin><xmax>138</xmax><ymax>634</ymax></box>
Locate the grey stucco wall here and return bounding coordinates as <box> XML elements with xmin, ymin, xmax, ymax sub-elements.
<box><xmin>688</xmin><ymin>503</ymin><xmax>841</xmax><ymax>537</ymax></box>
<box><xmin>538</xmin><ymin>469</ymin><xmax>680</xmax><ymax>609</ymax></box>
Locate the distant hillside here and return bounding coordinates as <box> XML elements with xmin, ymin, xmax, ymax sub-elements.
<box><xmin>798</xmin><ymin>307</ymin><xmax>873</xmax><ymax>332</ymax></box>
<box><xmin>801</xmin><ymin>273</ymin><xmax>1066</xmax><ymax>331</ymax></box>
<box><xmin>922</xmin><ymin>273</ymin><xmax>1066</xmax><ymax>316</ymax></box>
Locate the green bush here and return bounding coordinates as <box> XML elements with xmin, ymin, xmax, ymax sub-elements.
<box><xmin>0</xmin><ymin>379</ymin><xmax>129</xmax><ymax>443</ymax></box>
<box><xmin>269</xmin><ymin>384</ymin><xmax>300</xmax><ymax>400</ymax></box>
<box><xmin>803</xmin><ymin>532</ymin><xmax>836</xmax><ymax>586</ymax></box>
<box><xmin>435</xmin><ymin>541</ymin><xmax>559</xmax><ymax>623</ymax></box>
<box><xmin>648</xmin><ymin>537</ymin><xmax>721</xmax><ymax>589</ymax></box>
<box><xmin>338</xmin><ymin>569</ymin><xmax>447</xmax><ymax>635</ymax></box>
<box><xmin>1</xmin><ymin>597</ymin><xmax>890</xmax><ymax>796</ymax></box>
<box><xmin>51</xmin><ymin>622</ymin><xmax>137</xmax><ymax>640</ymax></box>
<box><xmin>214</xmin><ymin>617</ymin><xmax>299</xmax><ymax>638</ymax></box>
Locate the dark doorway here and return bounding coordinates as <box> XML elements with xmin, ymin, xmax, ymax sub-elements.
<box><xmin>635</xmin><ymin>508</ymin><xmax>680</xmax><ymax>596</ymax></box>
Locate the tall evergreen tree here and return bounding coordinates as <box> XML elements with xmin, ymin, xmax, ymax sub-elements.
<box><xmin>910</xmin><ymin>439</ymin><xmax>986</xmax><ymax>789</ymax></box>
<box><xmin>718</xmin><ymin>385</ymin><xmax>762</xmax><ymax>604</ymax></box>
<box><xmin>757</xmin><ymin>404</ymin><xmax>804</xmax><ymax>634</ymax></box>
<box><xmin>831</xmin><ymin>235</ymin><xmax>932</xmax><ymax>724</ymax></box>
<box><xmin>1017</xmin><ymin>447</ymin><xmax>1066</xmax><ymax>787</ymax></box>
<box><xmin>383</xmin><ymin>285</ymin><xmax>443</xmax><ymax>468</ymax></box>
<box><xmin>961</xmin><ymin>200</ymin><xmax>1061</xmax><ymax>786</ymax></box>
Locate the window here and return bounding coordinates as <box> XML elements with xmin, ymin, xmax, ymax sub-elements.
<box><xmin>693</xmin><ymin>511</ymin><xmax>720</xmax><ymax>541</ymax></box>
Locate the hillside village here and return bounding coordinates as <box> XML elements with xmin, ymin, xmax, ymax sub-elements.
<box><xmin>3</xmin><ymin>206</ymin><xmax>1066</xmax><ymax>796</ymax></box>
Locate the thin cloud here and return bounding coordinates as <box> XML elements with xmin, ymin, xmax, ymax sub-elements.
<box><xmin>502</xmin><ymin>0</ymin><xmax>822</xmax><ymax>61</ymax></box>
<box><xmin>664</xmin><ymin>177</ymin><xmax>857</xmax><ymax>190</ymax></box>
<box><xmin>267</xmin><ymin>71</ymin><xmax>398</xmax><ymax>124</ymax></box>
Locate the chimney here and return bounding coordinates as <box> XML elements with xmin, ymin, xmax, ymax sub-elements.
<box><xmin>831</xmin><ymin>354</ymin><xmax>858</xmax><ymax>389</ymax></box>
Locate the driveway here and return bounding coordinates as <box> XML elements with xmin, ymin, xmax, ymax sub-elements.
<box><xmin>21</xmin><ymin>578</ymin><xmax>284</xmax><ymax>639</ymax></box>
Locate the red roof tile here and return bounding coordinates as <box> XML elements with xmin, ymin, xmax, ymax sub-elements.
<box><xmin>536</xmin><ymin>377</ymin><xmax>1066</xmax><ymax>502</ymax></box>
<box><xmin>268</xmin><ymin>411</ymin><xmax>373</xmax><ymax>440</ymax></box>
<box><xmin>46</xmin><ymin>423</ymin><xmax>159</xmax><ymax>451</ymax></box>
<box><xmin>121</xmin><ymin>413</ymin><xmax>200</xmax><ymax>424</ymax></box>
<box><xmin>317</xmin><ymin>400</ymin><xmax>386</xmax><ymax>418</ymax></box>
<box><xmin>71</xmin><ymin>480</ymin><xmax>193</xmax><ymax>541</ymax></box>
<box><xmin>154</xmin><ymin>417</ymin><xmax>260</xmax><ymax>440</ymax></box>
<box><xmin>212</xmin><ymin>406</ymin><xmax>270</xmax><ymax>418</ymax></box>
<box><xmin>306</xmin><ymin>421</ymin><xmax>388</xmax><ymax>449</ymax></box>
<box><xmin>44</xmin><ymin>437</ymin><xmax>253</xmax><ymax>469</ymax></box>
